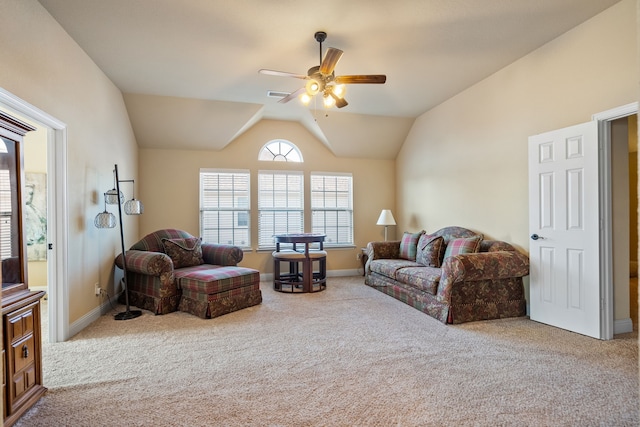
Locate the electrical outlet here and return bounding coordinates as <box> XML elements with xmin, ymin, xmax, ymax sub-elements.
<box><xmin>94</xmin><ymin>282</ymin><xmax>101</xmax><ymax>296</ymax></box>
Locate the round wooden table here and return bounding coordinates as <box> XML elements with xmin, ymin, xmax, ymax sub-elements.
<box><xmin>274</xmin><ymin>233</ymin><xmax>326</xmax><ymax>292</ymax></box>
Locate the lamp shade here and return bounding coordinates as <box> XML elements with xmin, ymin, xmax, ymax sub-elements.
<box><xmin>105</xmin><ymin>188</ymin><xmax>124</xmax><ymax>205</ymax></box>
<box><xmin>376</xmin><ymin>209</ymin><xmax>396</xmax><ymax>226</ymax></box>
<box><xmin>124</xmin><ymin>198</ymin><xmax>144</xmax><ymax>215</ymax></box>
<box><xmin>94</xmin><ymin>210</ymin><xmax>116</xmax><ymax>228</ymax></box>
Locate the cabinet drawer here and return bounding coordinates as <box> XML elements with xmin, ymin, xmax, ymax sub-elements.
<box><xmin>11</xmin><ymin>362</ymin><xmax>35</xmax><ymax>403</ymax></box>
<box><xmin>5</xmin><ymin>304</ymin><xmax>35</xmax><ymax>343</ymax></box>
<box><xmin>11</xmin><ymin>335</ymin><xmax>35</xmax><ymax>374</ymax></box>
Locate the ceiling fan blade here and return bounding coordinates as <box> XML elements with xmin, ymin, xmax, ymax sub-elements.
<box><xmin>334</xmin><ymin>75</ymin><xmax>387</xmax><ymax>84</ymax></box>
<box><xmin>259</xmin><ymin>69</ymin><xmax>308</xmax><ymax>80</ymax></box>
<box><xmin>328</xmin><ymin>90</ymin><xmax>348</xmax><ymax>108</ymax></box>
<box><xmin>278</xmin><ymin>87</ymin><xmax>306</xmax><ymax>104</ymax></box>
<box><xmin>319</xmin><ymin>48</ymin><xmax>343</xmax><ymax>75</ymax></box>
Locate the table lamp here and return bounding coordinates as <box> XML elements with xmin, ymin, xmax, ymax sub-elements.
<box><xmin>376</xmin><ymin>209</ymin><xmax>396</xmax><ymax>241</ymax></box>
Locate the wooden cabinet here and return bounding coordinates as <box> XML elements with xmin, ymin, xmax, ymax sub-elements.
<box><xmin>2</xmin><ymin>292</ymin><xmax>46</xmax><ymax>426</ymax></box>
<box><xmin>0</xmin><ymin>111</ymin><xmax>46</xmax><ymax>426</ymax></box>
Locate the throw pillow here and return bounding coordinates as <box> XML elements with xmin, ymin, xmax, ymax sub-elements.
<box><xmin>443</xmin><ymin>235</ymin><xmax>483</xmax><ymax>260</ymax></box>
<box><xmin>416</xmin><ymin>234</ymin><xmax>445</xmax><ymax>267</ymax></box>
<box><xmin>399</xmin><ymin>230</ymin><xmax>425</xmax><ymax>261</ymax></box>
<box><xmin>162</xmin><ymin>237</ymin><xmax>204</xmax><ymax>268</ymax></box>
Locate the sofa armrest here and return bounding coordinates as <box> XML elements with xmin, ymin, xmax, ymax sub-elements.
<box><xmin>441</xmin><ymin>251</ymin><xmax>530</xmax><ymax>284</ymax></box>
<box><xmin>115</xmin><ymin>250</ymin><xmax>173</xmax><ymax>276</ymax></box>
<box><xmin>201</xmin><ymin>243</ymin><xmax>244</xmax><ymax>266</ymax></box>
<box><xmin>366</xmin><ymin>241</ymin><xmax>401</xmax><ymax>260</ymax></box>
<box><xmin>365</xmin><ymin>241</ymin><xmax>401</xmax><ymax>275</ymax></box>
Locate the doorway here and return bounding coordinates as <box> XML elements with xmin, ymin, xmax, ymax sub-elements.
<box><xmin>595</xmin><ymin>104</ymin><xmax>638</xmax><ymax>339</ymax></box>
<box><xmin>0</xmin><ymin>87</ymin><xmax>69</xmax><ymax>343</ymax></box>
<box><xmin>528</xmin><ymin>103</ymin><xmax>638</xmax><ymax>340</ymax></box>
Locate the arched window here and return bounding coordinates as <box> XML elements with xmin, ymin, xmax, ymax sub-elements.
<box><xmin>258</xmin><ymin>139</ymin><xmax>303</xmax><ymax>162</ymax></box>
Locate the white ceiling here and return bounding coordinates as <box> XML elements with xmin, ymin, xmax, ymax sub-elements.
<box><xmin>37</xmin><ymin>0</ymin><xmax>621</xmax><ymax>158</ymax></box>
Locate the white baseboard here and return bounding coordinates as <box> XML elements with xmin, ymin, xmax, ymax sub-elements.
<box><xmin>68</xmin><ymin>293</ymin><xmax>120</xmax><ymax>338</ymax></box>
<box><xmin>614</xmin><ymin>318</ymin><xmax>634</xmax><ymax>334</ymax></box>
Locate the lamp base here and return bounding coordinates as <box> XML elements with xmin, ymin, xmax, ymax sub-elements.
<box><xmin>114</xmin><ymin>310</ymin><xmax>142</xmax><ymax>320</ymax></box>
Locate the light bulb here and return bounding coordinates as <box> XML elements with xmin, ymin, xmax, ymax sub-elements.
<box><xmin>306</xmin><ymin>79</ymin><xmax>320</xmax><ymax>96</ymax></box>
<box><xmin>323</xmin><ymin>94</ymin><xmax>336</xmax><ymax>108</ymax></box>
<box><xmin>300</xmin><ymin>93</ymin><xmax>311</xmax><ymax>105</ymax></box>
<box><xmin>333</xmin><ymin>84</ymin><xmax>346</xmax><ymax>97</ymax></box>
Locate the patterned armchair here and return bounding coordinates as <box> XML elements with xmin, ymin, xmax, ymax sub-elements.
<box><xmin>115</xmin><ymin>229</ymin><xmax>245</xmax><ymax>315</ymax></box>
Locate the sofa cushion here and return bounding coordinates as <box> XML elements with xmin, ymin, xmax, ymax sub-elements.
<box><xmin>416</xmin><ymin>234</ymin><xmax>445</xmax><ymax>267</ymax></box>
<box><xmin>370</xmin><ymin>259</ymin><xmax>422</xmax><ymax>280</ymax></box>
<box><xmin>443</xmin><ymin>235</ymin><xmax>483</xmax><ymax>259</ymax></box>
<box><xmin>395</xmin><ymin>266</ymin><xmax>441</xmax><ymax>295</ymax></box>
<box><xmin>162</xmin><ymin>237</ymin><xmax>204</xmax><ymax>268</ymax></box>
<box><xmin>399</xmin><ymin>231</ymin><xmax>424</xmax><ymax>261</ymax></box>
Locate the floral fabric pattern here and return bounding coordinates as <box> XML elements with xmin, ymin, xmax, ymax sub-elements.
<box><xmin>365</xmin><ymin>226</ymin><xmax>529</xmax><ymax>324</ymax></box>
<box><xmin>162</xmin><ymin>237</ymin><xmax>204</xmax><ymax>268</ymax></box>
<box><xmin>416</xmin><ymin>234</ymin><xmax>445</xmax><ymax>267</ymax></box>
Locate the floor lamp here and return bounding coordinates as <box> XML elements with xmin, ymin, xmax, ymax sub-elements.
<box><xmin>94</xmin><ymin>164</ymin><xmax>143</xmax><ymax>320</ymax></box>
<box><xmin>376</xmin><ymin>209</ymin><xmax>396</xmax><ymax>241</ymax></box>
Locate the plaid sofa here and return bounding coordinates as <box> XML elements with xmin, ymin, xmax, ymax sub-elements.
<box><xmin>364</xmin><ymin>226</ymin><xmax>529</xmax><ymax>324</ymax></box>
<box><xmin>115</xmin><ymin>229</ymin><xmax>261</xmax><ymax>318</ymax></box>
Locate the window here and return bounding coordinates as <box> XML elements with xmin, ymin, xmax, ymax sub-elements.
<box><xmin>0</xmin><ymin>169</ymin><xmax>11</xmax><ymax>259</ymax></box>
<box><xmin>258</xmin><ymin>140</ymin><xmax>303</xmax><ymax>162</ymax></box>
<box><xmin>311</xmin><ymin>173</ymin><xmax>354</xmax><ymax>246</ymax></box>
<box><xmin>258</xmin><ymin>170</ymin><xmax>303</xmax><ymax>248</ymax></box>
<box><xmin>199</xmin><ymin>169</ymin><xmax>250</xmax><ymax>248</ymax></box>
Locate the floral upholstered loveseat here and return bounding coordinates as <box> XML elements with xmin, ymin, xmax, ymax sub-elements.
<box><xmin>365</xmin><ymin>226</ymin><xmax>529</xmax><ymax>324</ymax></box>
<box><xmin>115</xmin><ymin>229</ymin><xmax>261</xmax><ymax>318</ymax></box>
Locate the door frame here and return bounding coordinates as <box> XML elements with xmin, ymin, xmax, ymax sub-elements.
<box><xmin>593</xmin><ymin>102</ymin><xmax>638</xmax><ymax>340</ymax></box>
<box><xmin>0</xmin><ymin>88</ymin><xmax>69</xmax><ymax>343</ymax></box>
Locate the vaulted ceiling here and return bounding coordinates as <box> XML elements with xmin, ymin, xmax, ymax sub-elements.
<box><xmin>38</xmin><ymin>0</ymin><xmax>621</xmax><ymax>159</ymax></box>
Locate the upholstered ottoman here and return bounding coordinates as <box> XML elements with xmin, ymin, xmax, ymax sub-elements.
<box><xmin>177</xmin><ymin>266</ymin><xmax>262</xmax><ymax>318</ymax></box>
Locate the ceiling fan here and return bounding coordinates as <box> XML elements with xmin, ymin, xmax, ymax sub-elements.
<box><xmin>259</xmin><ymin>31</ymin><xmax>386</xmax><ymax>109</ymax></box>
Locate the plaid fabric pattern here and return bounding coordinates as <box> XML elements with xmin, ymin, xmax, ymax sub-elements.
<box><xmin>178</xmin><ymin>266</ymin><xmax>260</xmax><ymax>294</ymax></box>
<box><xmin>201</xmin><ymin>244</ymin><xmax>244</xmax><ymax>266</ymax></box>
<box><xmin>131</xmin><ymin>229</ymin><xmax>193</xmax><ymax>252</ymax></box>
<box><xmin>398</xmin><ymin>231</ymin><xmax>424</xmax><ymax>261</ymax></box>
<box><xmin>443</xmin><ymin>235</ymin><xmax>482</xmax><ymax>259</ymax></box>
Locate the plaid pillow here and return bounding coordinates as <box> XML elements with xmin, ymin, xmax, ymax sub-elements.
<box><xmin>443</xmin><ymin>235</ymin><xmax>483</xmax><ymax>259</ymax></box>
<box><xmin>162</xmin><ymin>237</ymin><xmax>204</xmax><ymax>268</ymax></box>
<box><xmin>416</xmin><ymin>234</ymin><xmax>445</xmax><ymax>267</ymax></box>
<box><xmin>399</xmin><ymin>231</ymin><xmax>424</xmax><ymax>261</ymax></box>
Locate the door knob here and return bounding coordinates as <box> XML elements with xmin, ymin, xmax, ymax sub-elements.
<box><xmin>531</xmin><ymin>234</ymin><xmax>543</xmax><ymax>240</ymax></box>
<box><xmin>22</xmin><ymin>344</ymin><xmax>29</xmax><ymax>358</ymax></box>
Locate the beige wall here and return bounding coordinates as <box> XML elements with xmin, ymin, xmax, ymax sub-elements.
<box><xmin>0</xmin><ymin>0</ymin><xmax>637</xmax><ymax>334</ymax></box>
<box><xmin>0</xmin><ymin>0</ymin><xmax>139</xmax><ymax>325</ymax></box>
<box><xmin>397</xmin><ymin>0</ymin><xmax>638</xmax><ymax>320</ymax></box>
<box><xmin>139</xmin><ymin>119</ymin><xmax>395</xmax><ymax>273</ymax></box>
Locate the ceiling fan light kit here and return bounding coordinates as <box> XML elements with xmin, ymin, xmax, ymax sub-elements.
<box><xmin>259</xmin><ymin>31</ymin><xmax>386</xmax><ymax>110</ymax></box>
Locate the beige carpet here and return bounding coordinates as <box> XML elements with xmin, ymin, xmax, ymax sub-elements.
<box><xmin>17</xmin><ymin>276</ymin><xmax>638</xmax><ymax>426</ymax></box>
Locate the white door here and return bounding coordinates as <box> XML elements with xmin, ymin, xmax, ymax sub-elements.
<box><xmin>528</xmin><ymin>121</ymin><xmax>601</xmax><ymax>338</ymax></box>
